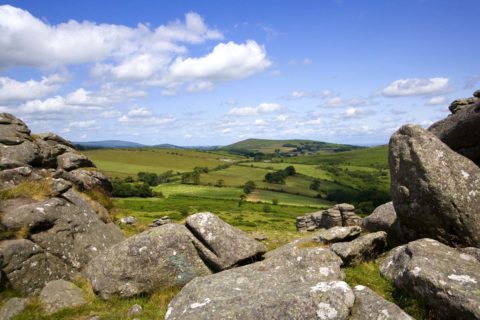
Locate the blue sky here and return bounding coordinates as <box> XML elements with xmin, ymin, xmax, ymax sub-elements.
<box><xmin>0</xmin><ymin>0</ymin><xmax>479</xmax><ymax>146</ymax></box>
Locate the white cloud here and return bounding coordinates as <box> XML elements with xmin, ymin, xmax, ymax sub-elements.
<box><xmin>228</xmin><ymin>102</ymin><xmax>281</xmax><ymax>116</ymax></box>
<box><xmin>303</xmin><ymin>58</ymin><xmax>312</xmax><ymax>65</ymax></box>
<box><xmin>0</xmin><ymin>6</ymin><xmax>222</xmax><ymax>69</ymax></box>
<box><xmin>427</xmin><ymin>96</ymin><xmax>448</xmax><ymax>106</ymax></box>
<box><xmin>69</xmin><ymin>120</ymin><xmax>97</xmax><ymax>128</ymax></box>
<box><xmin>382</xmin><ymin>77</ymin><xmax>449</xmax><ymax>97</ymax></box>
<box><xmin>126</xmin><ymin>107</ymin><xmax>153</xmax><ymax>117</ymax></box>
<box><xmin>276</xmin><ymin>114</ymin><xmax>288</xmax><ymax>122</ymax></box>
<box><xmin>169</xmin><ymin>40</ymin><xmax>271</xmax><ymax>83</ymax></box>
<box><xmin>118</xmin><ymin>110</ymin><xmax>176</xmax><ymax>126</ymax></box>
<box><xmin>0</xmin><ymin>74</ymin><xmax>66</xmax><ymax>103</ymax></box>
<box><xmin>19</xmin><ymin>96</ymin><xmax>67</xmax><ymax>113</ymax></box>
<box><xmin>324</xmin><ymin>97</ymin><xmax>344</xmax><ymax>107</ymax></box>
<box><xmin>254</xmin><ymin>119</ymin><xmax>266</xmax><ymax>126</ymax></box>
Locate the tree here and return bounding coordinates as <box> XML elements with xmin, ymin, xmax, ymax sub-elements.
<box><xmin>181</xmin><ymin>171</ymin><xmax>201</xmax><ymax>185</ymax></box>
<box><xmin>215</xmin><ymin>179</ymin><xmax>225</xmax><ymax>187</ymax></box>
<box><xmin>243</xmin><ymin>180</ymin><xmax>256</xmax><ymax>194</ymax></box>
<box><xmin>310</xmin><ymin>178</ymin><xmax>321</xmax><ymax>191</ymax></box>
<box><xmin>284</xmin><ymin>165</ymin><xmax>296</xmax><ymax>176</ymax></box>
<box><xmin>265</xmin><ymin>170</ymin><xmax>287</xmax><ymax>184</ymax></box>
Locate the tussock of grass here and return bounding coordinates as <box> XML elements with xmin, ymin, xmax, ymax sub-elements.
<box><xmin>295</xmin><ymin>240</ymin><xmax>325</xmax><ymax>249</ymax></box>
<box><xmin>15</xmin><ymin>225</ymin><xmax>31</xmax><ymax>240</ymax></box>
<box><xmin>84</xmin><ymin>188</ymin><xmax>113</xmax><ymax>211</ymax></box>
<box><xmin>5</xmin><ymin>281</ymin><xmax>181</xmax><ymax>320</ymax></box>
<box><xmin>345</xmin><ymin>261</ymin><xmax>431</xmax><ymax>319</ymax></box>
<box><xmin>0</xmin><ymin>179</ymin><xmax>53</xmax><ymax>201</ymax></box>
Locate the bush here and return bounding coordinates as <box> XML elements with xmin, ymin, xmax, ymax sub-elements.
<box><xmin>263</xmin><ymin>204</ymin><xmax>272</xmax><ymax>212</ymax></box>
<box><xmin>112</xmin><ymin>181</ymin><xmax>154</xmax><ymax>197</ymax></box>
<box><xmin>284</xmin><ymin>165</ymin><xmax>296</xmax><ymax>176</ymax></box>
<box><xmin>179</xmin><ymin>207</ymin><xmax>189</xmax><ymax>217</ymax></box>
<box><xmin>310</xmin><ymin>178</ymin><xmax>321</xmax><ymax>191</ymax></box>
<box><xmin>243</xmin><ymin>180</ymin><xmax>256</xmax><ymax>194</ymax></box>
<box><xmin>272</xmin><ymin>199</ymin><xmax>279</xmax><ymax>205</ymax></box>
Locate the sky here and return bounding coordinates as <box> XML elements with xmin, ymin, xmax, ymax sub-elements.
<box><xmin>0</xmin><ymin>0</ymin><xmax>479</xmax><ymax>146</ymax></box>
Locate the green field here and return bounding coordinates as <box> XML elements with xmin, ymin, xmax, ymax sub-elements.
<box><xmin>222</xmin><ymin>138</ymin><xmax>359</xmax><ymax>154</ymax></box>
<box><xmin>84</xmin><ymin>148</ymin><xmax>241</xmax><ymax>179</ymax></box>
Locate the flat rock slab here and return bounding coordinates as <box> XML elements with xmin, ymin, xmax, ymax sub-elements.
<box><xmin>331</xmin><ymin>231</ymin><xmax>387</xmax><ymax>266</ymax></box>
<box><xmin>389</xmin><ymin>124</ymin><xmax>480</xmax><ymax>247</ymax></box>
<box><xmin>381</xmin><ymin>238</ymin><xmax>480</xmax><ymax>320</ymax></box>
<box><xmin>85</xmin><ymin>224</ymin><xmax>211</xmax><ymax>299</ymax></box>
<box><xmin>350</xmin><ymin>285</ymin><xmax>413</xmax><ymax>320</ymax></box>
<box><xmin>40</xmin><ymin>280</ymin><xmax>86</xmax><ymax>314</ymax></box>
<box><xmin>185</xmin><ymin>212</ymin><xmax>266</xmax><ymax>270</ymax></box>
<box><xmin>314</xmin><ymin>226</ymin><xmax>362</xmax><ymax>243</ymax></box>
<box><xmin>165</xmin><ymin>247</ymin><xmax>352</xmax><ymax>320</ymax></box>
<box><xmin>0</xmin><ymin>298</ymin><xmax>28</xmax><ymax>320</ymax></box>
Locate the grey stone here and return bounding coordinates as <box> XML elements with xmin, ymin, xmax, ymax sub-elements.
<box><xmin>185</xmin><ymin>212</ymin><xmax>266</xmax><ymax>270</ymax></box>
<box><xmin>127</xmin><ymin>304</ymin><xmax>143</xmax><ymax>317</ymax></box>
<box><xmin>0</xmin><ymin>113</ymin><xmax>31</xmax><ymax>145</ymax></box>
<box><xmin>429</xmin><ymin>100</ymin><xmax>480</xmax><ymax>165</ymax></box>
<box><xmin>1</xmin><ymin>189</ymin><xmax>124</xmax><ymax>270</ymax></box>
<box><xmin>362</xmin><ymin>202</ymin><xmax>404</xmax><ymax>242</ymax></box>
<box><xmin>448</xmin><ymin>97</ymin><xmax>478</xmax><ymax>114</ymax></box>
<box><xmin>335</xmin><ymin>203</ymin><xmax>355</xmax><ymax>212</ymax></box>
<box><xmin>320</xmin><ymin>208</ymin><xmax>343</xmax><ymax>229</ymax></box>
<box><xmin>57</xmin><ymin>152</ymin><xmax>94</xmax><ymax>171</ymax></box>
<box><xmin>85</xmin><ymin>224</ymin><xmax>211</xmax><ymax>299</ymax></box>
<box><xmin>0</xmin><ymin>140</ymin><xmax>38</xmax><ymax>169</ymax></box>
<box><xmin>0</xmin><ymin>166</ymin><xmax>34</xmax><ymax>189</ymax></box>
<box><xmin>459</xmin><ymin>247</ymin><xmax>480</xmax><ymax>262</ymax></box>
<box><xmin>120</xmin><ymin>216</ymin><xmax>137</xmax><ymax>225</ymax></box>
<box><xmin>381</xmin><ymin>238</ymin><xmax>480</xmax><ymax>320</ymax></box>
<box><xmin>350</xmin><ymin>285</ymin><xmax>413</xmax><ymax>320</ymax></box>
<box><xmin>331</xmin><ymin>231</ymin><xmax>387</xmax><ymax>266</ymax></box>
<box><xmin>314</xmin><ymin>226</ymin><xmax>362</xmax><ymax>243</ymax></box>
<box><xmin>59</xmin><ymin>169</ymin><xmax>113</xmax><ymax>192</ymax></box>
<box><xmin>0</xmin><ymin>298</ymin><xmax>28</xmax><ymax>320</ymax></box>
<box><xmin>39</xmin><ymin>280</ymin><xmax>86</xmax><ymax>314</ymax></box>
<box><xmin>0</xmin><ymin>239</ymin><xmax>74</xmax><ymax>295</ymax></box>
<box><xmin>389</xmin><ymin>124</ymin><xmax>480</xmax><ymax>247</ymax></box>
<box><xmin>263</xmin><ymin>232</ymin><xmax>325</xmax><ymax>259</ymax></box>
<box><xmin>165</xmin><ymin>247</ymin><xmax>350</xmax><ymax>320</ymax></box>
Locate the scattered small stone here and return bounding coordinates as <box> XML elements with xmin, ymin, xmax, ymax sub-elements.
<box><xmin>120</xmin><ymin>216</ymin><xmax>138</xmax><ymax>225</ymax></box>
<box><xmin>0</xmin><ymin>297</ymin><xmax>28</xmax><ymax>320</ymax></box>
<box><xmin>127</xmin><ymin>304</ymin><xmax>143</xmax><ymax>317</ymax></box>
<box><xmin>149</xmin><ymin>216</ymin><xmax>171</xmax><ymax>227</ymax></box>
<box><xmin>250</xmin><ymin>232</ymin><xmax>267</xmax><ymax>241</ymax></box>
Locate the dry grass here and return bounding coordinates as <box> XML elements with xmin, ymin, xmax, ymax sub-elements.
<box><xmin>15</xmin><ymin>225</ymin><xmax>31</xmax><ymax>239</ymax></box>
<box><xmin>0</xmin><ymin>179</ymin><xmax>53</xmax><ymax>201</ymax></box>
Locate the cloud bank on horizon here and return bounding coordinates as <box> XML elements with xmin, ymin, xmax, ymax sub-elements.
<box><xmin>0</xmin><ymin>1</ymin><xmax>478</xmax><ymax>145</ymax></box>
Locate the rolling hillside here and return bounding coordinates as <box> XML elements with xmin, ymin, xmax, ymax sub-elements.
<box><xmin>221</xmin><ymin>138</ymin><xmax>361</xmax><ymax>154</ymax></box>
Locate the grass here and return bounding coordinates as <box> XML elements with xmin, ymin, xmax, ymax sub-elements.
<box><xmin>113</xmin><ymin>194</ymin><xmax>323</xmax><ymax>233</ymax></box>
<box><xmin>153</xmin><ymin>184</ymin><xmax>243</xmax><ymax>200</ymax></box>
<box><xmin>84</xmin><ymin>148</ymin><xmax>242</xmax><ymax>179</ymax></box>
<box><xmin>2</xmin><ymin>282</ymin><xmax>180</xmax><ymax>320</ymax></box>
<box><xmin>345</xmin><ymin>261</ymin><xmax>431</xmax><ymax>319</ymax></box>
<box><xmin>0</xmin><ymin>180</ymin><xmax>53</xmax><ymax>201</ymax></box>
<box><xmin>240</xmin><ymin>162</ymin><xmax>333</xmax><ymax>180</ymax></box>
<box><xmin>200</xmin><ymin>165</ymin><xmax>272</xmax><ymax>187</ymax></box>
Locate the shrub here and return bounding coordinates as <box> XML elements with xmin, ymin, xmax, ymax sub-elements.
<box><xmin>179</xmin><ymin>207</ymin><xmax>189</xmax><ymax>217</ymax></box>
<box><xmin>272</xmin><ymin>199</ymin><xmax>279</xmax><ymax>205</ymax></box>
<box><xmin>243</xmin><ymin>181</ymin><xmax>256</xmax><ymax>194</ymax></box>
<box><xmin>263</xmin><ymin>204</ymin><xmax>272</xmax><ymax>213</ymax></box>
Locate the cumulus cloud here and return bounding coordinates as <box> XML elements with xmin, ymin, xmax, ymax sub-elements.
<box><xmin>382</xmin><ymin>77</ymin><xmax>449</xmax><ymax>97</ymax></box>
<box><xmin>118</xmin><ymin>107</ymin><xmax>176</xmax><ymax>126</ymax></box>
<box><xmin>0</xmin><ymin>74</ymin><xmax>67</xmax><ymax>103</ymax></box>
<box><xmin>0</xmin><ymin>5</ymin><xmax>271</xmax><ymax>93</ymax></box>
<box><xmin>169</xmin><ymin>40</ymin><xmax>271</xmax><ymax>83</ymax></box>
<box><xmin>228</xmin><ymin>102</ymin><xmax>282</xmax><ymax>116</ymax></box>
<box><xmin>0</xmin><ymin>6</ymin><xmax>222</xmax><ymax>69</ymax></box>
<box><xmin>68</xmin><ymin>120</ymin><xmax>97</xmax><ymax>128</ymax></box>
<box><xmin>427</xmin><ymin>96</ymin><xmax>448</xmax><ymax>106</ymax></box>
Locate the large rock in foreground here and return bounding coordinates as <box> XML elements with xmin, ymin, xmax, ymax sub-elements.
<box><xmin>85</xmin><ymin>224</ymin><xmax>211</xmax><ymax>299</ymax></box>
<box><xmin>381</xmin><ymin>238</ymin><xmax>480</xmax><ymax>320</ymax></box>
<box><xmin>429</xmin><ymin>99</ymin><xmax>480</xmax><ymax>165</ymax></box>
<box><xmin>389</xmin><ymin>124</ymin><xmax>480</xmax><ymax>247</ymax></box>
<box><xmin>185</xmin><ymin>212</ymin><xmax>266</xmax><ymax>270</ymax></box>
<box><xmin>165</xmin><ymin>247</ymin><xmax>351</xmax><ymax>320</ymax></box>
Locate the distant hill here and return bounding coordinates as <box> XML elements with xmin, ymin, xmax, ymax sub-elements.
<box><xmin>221</xmin><ymin>138</ymin><xmax>362</xmax><ymax>154</ymax></box>
<box><xmin>74</xmin><ymin>140</ymin><xmax>146</xmax><ymax>149</ymax></box>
